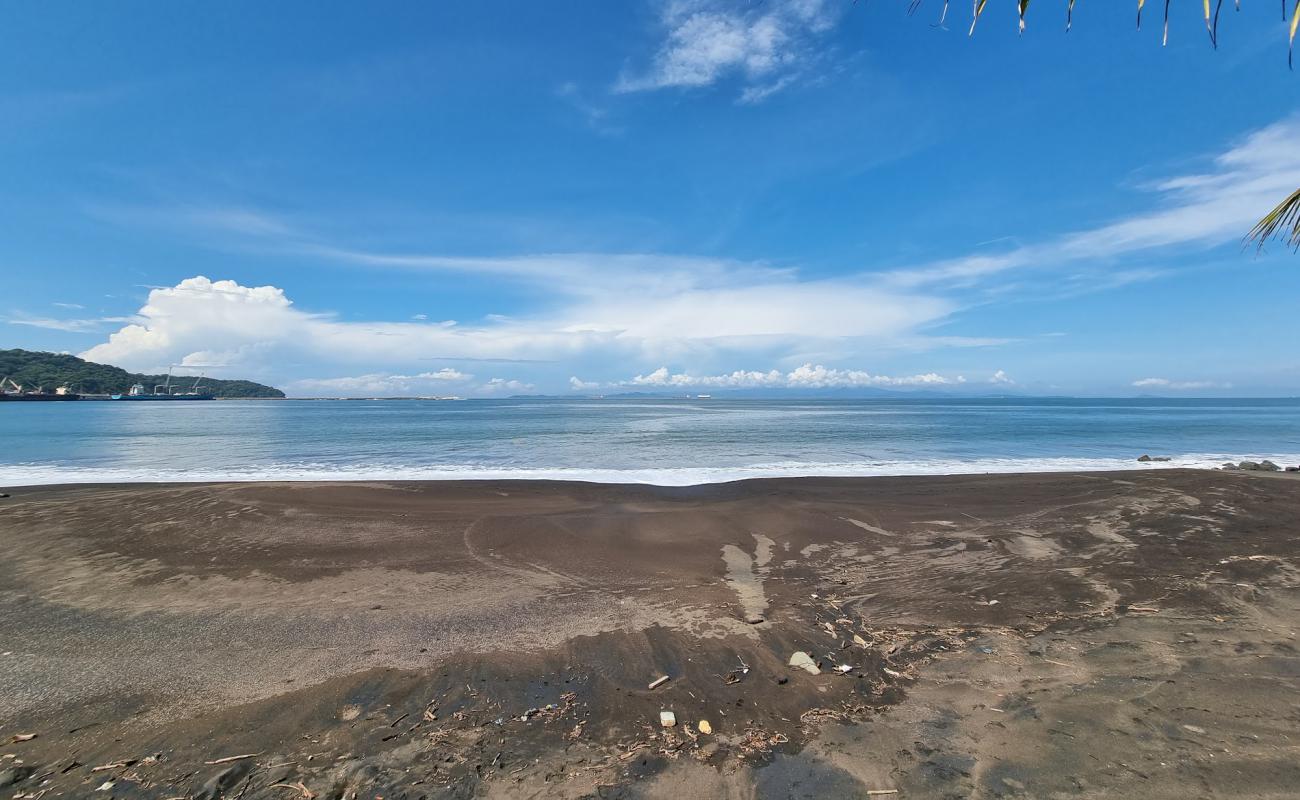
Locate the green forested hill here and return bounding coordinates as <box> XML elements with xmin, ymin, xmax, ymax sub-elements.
<box><xmin>0</xmin><ymin>349</ymin><xmax>285</xmax><ymax>398</ymax></box>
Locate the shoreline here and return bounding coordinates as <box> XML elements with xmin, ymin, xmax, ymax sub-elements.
<box><xmin>4</xmin><ymin>453</ymin><xmax>1300</xmax><ymax>489</ymax></box>
<box><xmin>2</xmin><ymin>470</ymin><xmax>1299</xmax><ymax>798</ymax></box>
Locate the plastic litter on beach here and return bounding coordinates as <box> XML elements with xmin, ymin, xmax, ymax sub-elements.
<box><xmin>91</xmin><ymin>760</ymin><xmax>137</xmax><ymax>773</ymax></box>
<box><xmin>788</xmin><ymin>651</ymin><xmax>821</xmax><ymax>675</ymax></box>
<box><xmin>721</xmin><ymin>655</ymin><xmax>751</xmax><ymax>684</ymax></box>
<box><xmin>269</xmin><ymin>781</ymin><xmax>318</xmax><ymax>799</ymax></box>
<box><xmin>697</xmin><ymin>720</ymin><xmax>712</xmax><ymax>735</ymax></box>
<box><xmin>203</xmin><ymin>753</ymin><xmax>260</xmax><ymax>765</ymax></box>
<box><xmin>659</xmin><ymin>711</ymin><xmax>677</xmax><ymax>728</ymax></box>
<box><xmin>648</xmin><ymin>675</ymin><xmax>670</xmax><ymax>690</ymax></box>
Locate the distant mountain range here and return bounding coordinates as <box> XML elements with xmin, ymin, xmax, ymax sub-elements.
<box><xmin>0</xmin><ymin>349</ymin><xmax>285</xmax><ymax>398</ymax></box>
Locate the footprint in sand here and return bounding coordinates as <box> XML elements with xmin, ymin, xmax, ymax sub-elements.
<box><xmin>723</xmin><ymin>533</ymin><xmax>775</xmax><ymax>623</ymax></box>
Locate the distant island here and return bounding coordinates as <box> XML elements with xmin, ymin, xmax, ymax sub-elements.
<box><xmin>0</xmin><ymin>349</ymin><xmax>285</xmax><ymax>398</ymax></box>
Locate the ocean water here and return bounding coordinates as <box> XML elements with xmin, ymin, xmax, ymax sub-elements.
<box><xmin>1</xmin><ymin>397</ymin><xmax>1298</xmax><ymax>487</ymax></box>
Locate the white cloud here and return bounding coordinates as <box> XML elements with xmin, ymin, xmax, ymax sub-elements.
<box><xmin>72</xmin><ymin>118</ymin><xmax>1298</xmax><ymax>397</ymax></box>
<box><xmin>1132</xmin><ymin>377</ymin><xmax>1231</xmax><ymax>390</ymax></box>
<box><xmin>884</xmin><ymin>115</ymin><xmax>1300</xmax><ymax>290</ymax></box>
<box><xmin>52</xmin><ymin>302</ymin><xmax>85</xmax><ymax>310</ymax></box>
<box><xmin>628</xmin><ymin>363</ymin><xmax>957</xmax><ymax>389</ymax></box>
<box><xmin>989</xmin><ymin>369</ymin><xmax>1014</xmax><ymax>385</ymax></box>
<box><xmin>6</xmin><ymin>315</ymin><xmax>103</xmax><ymax>332</ymax></box>
<box><xmin>616</xmin><ymin>0</ymin><xmax>836</xmax><ymax>101</ymax></box>
<box><xmin>77</xmin><ymin>272</ymin><xmax>955</xmax><ymax>394</ymax></box>
<box><xmin>482</xmin><ymin>377</ymin><xmax>535</xmax><ymax>395</ymax></box>
<box><xmin>5</xmin><ymin>313</ymin><xmax>132</xmax><ymax>332</ymax></box>
<box><xmin>286</xmin><ymin>368</ymin><xmax>473</xmax><ymax>396</ymax></box>
<box><xmin>569</xmin><ymin>376</ymin><xmax>600</xmax><ymax>391</ymax></box>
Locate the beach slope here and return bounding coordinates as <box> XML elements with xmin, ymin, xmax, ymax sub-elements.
<box><xmin>1</xmin><ymin>470</ymin><xmax>1298</xmax><ymax>798</ymax></box>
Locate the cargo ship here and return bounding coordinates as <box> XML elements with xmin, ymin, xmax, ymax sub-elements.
<box><xmin>0</xmin><ymin>377</ymin><xmax>81</xmax><ymax>401</ymax></box>
<box><xmin>110</xmin><ymin>370</ymin><xmax>214</xmax><ymax>401</ymax></box>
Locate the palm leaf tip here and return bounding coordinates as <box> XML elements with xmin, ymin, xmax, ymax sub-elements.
<box><xmin>969</xmin><ymin>0</ymin><xmax>989</xmax><ymax>36</ymax></box>
<box><xmin>1290</xmin><ymin>0</ymin><xmax>1300</xmax><ymax>69</ymax></box>
<box><xmin>1246</xmin><ymin>187</ymin><xmax>1300</xmax><ymax>251</ymax></box>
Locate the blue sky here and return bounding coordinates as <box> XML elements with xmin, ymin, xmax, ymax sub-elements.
<box><xmin>2</xmin><ymin>0</ymin><xmax>1298</xmax><ymax>396</ymax></box>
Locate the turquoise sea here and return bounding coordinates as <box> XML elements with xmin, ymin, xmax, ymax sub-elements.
<box><xmin>1</xmin><ymin>397</ymin><xmax>1297</xmax><ymax>486</ymax></box>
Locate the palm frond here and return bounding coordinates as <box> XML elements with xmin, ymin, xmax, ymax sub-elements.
<box><xmin>1209</xmin><ymin>0</ymin><xmax>1225</xmax><ymax>46</ymax></box>
<box><xmin>1290</xmin><ymin>0</ymin><xmax>1300</xmax><ymax>68</ymax></box>
<box><xmin>1246</xmin><ymin>188</ymin><xmax>1300</xmax><ymax>251</ymax></box>
<box><xmin>969</xmin><ymin>0</ymin><xmax>989</xmax><ymax>35</ymax></box>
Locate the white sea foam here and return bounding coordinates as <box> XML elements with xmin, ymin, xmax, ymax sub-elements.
<box><xmin>2</xmin><ymin>454</ymin><xmax>1296</xmax><ymax>488</ymax></box>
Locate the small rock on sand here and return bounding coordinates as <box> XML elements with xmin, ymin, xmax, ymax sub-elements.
<box><xmin>195</xmin><ymin>762</ymin><xmax>252</xmax><ymax>800</ymax></box>
<box><xmin>788</xmin><ymin>651</ymin><xmax>820</xmax><ymax>675</ymax></box>
<box><xmin>0</xmin><ymin>767</ymin><xmax>34</xmax><ymax>790</ymax></box>
<box><xmin>659</xmin><ymin>711</ymin><xmax>676</xmax><ymax>728</ymax></box>
<box><xmin>697</xmin><ymin>720</ymin><xmax>712</xmax><ymax>735</ymax></box>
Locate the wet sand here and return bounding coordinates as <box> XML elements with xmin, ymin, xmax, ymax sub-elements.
<box><xmin>1</xmin><ymin>470</ymin><xmax>1298</xmax><ymax>798</ymax></box>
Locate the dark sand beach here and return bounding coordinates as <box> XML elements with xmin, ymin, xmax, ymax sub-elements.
<box><xmin>2</xmin><ymin>470</ymin><xmax>1299</xmax><ymax>798</ymax></box>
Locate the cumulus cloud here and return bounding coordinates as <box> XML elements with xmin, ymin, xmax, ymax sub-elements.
<box><xmin>287</xmin><ymin>369</ymin><xmax>472</xmax><ymax>396</ymax></box>
<box><xmin>482</xmin><ymin>377</ymin><xmax>535</xmax><ymax>394</ymax></box>
<box><xmin>616</xmin><ymin>0</ymin><xmax>836</xmax><ymax>101</ymax></box>
<box><xmin>628</xmin><ymin>363</ymin><xmax>958</xmax><ymax>389</ymax></box>
<box><xmin>1133</xmin><ymin>377</ymin><xmax>1231</xmax><ymax>390</ymax></box>
<box><xmin>76</xmin><ymin>272</ymin><xmax>957</xmax><ymax>395</ymax></box>
<box><xmin>989</xmin><ymin>369</ymin><xmax>1014</xmax><ymax>385</ymax></box>
<box><xmin>569</xmin><ymin>376</ymin><xmax>600</xmax><ymax>391</ymax></box>
<box><xmin>79</xmin><ymin>276</ymin><xmax>591</xmax><ymax>377</ymax></box>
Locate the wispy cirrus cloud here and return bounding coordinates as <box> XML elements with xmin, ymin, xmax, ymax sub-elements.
<box><xmin>5</xmin><ymin>313</ymin><xmax>133</xmax><ymax>332</ymax></box>
<box><xmin>615</xmin><ymin>0</ymin><xmax>838</xmax><ymax>102</ymax></box>
<box><xmin>883</xmin><ymin>115</ymin><xmax>1300</xmax><ymax>291</ymax></box>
